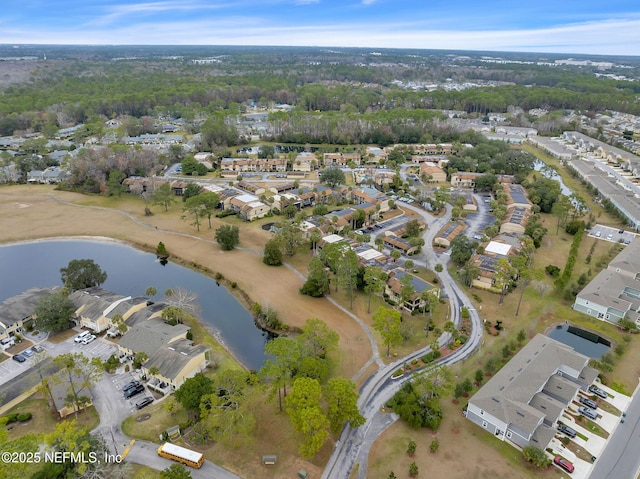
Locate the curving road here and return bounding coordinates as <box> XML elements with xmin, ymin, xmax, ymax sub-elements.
<box><xmin>322</xmin><ymin>201</ymin><xmax>483</xmax><ymax>479</ymax></box>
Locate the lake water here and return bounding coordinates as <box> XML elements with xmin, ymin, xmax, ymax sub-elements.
<box><xmin>546</xmin><ymin>324</ymin><xmax>610</xmax><ymax>358</ymax></box>
<box><xmin>533</xmin><ymin>159</ymin><xmax>575</xmax><ymax>198</ymax></box>
<box><xmin>0</xmin><ymin>239</ymin><xmax>270</xmax><ymax>370</ymax></box>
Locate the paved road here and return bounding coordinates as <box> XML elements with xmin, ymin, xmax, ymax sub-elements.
<box><xmin>322</xmin><ymin>201</ymin><xmax>483</xmax><ymax>479</ymax></box>
<box><xmin>588</xmin><ymin>383</ymin><xmax>640</xmax><ymax>479</ymax></box>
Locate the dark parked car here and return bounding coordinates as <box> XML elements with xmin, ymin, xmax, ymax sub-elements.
<box><xmin>579</xmin><ymin>396</ymin><xmax>598</xmax><ymax>409</ymax></box>
<box><xmin>557</xmin><ymin>423</ymin><xmax>577</xmax><ymax>438</ymax></box>
<box><xmin>135</xmin><ymin>397</ymin><xmax>154</xmax><ymax>410</ymax></box>
<box><xmin>32</xmin><ymin>345</ymin><xmax>45</xmax><ymax>353</ymax></box>
<box><xmin>122</xmin><ymin>380</ymin><xmax>141</xmax><ymax>392</ymax></box>
<box><xmin>124</xmin><ymin>384</ymin><xmax>144</xmax><ymax>399</ymax></box>
<box><xmin>589</xmin><ymin>385</ymin><xmax>608</xmax><ymax>399</ymax></box>
<box><xmin>554</xmin><ymin>456</ymin><xmax>574</xmax><ymax>473</ymax></box>
<box><xmin>12</xmin><ymin>354</ymin><xmax>26</xmax><ymax>363</ymax></box>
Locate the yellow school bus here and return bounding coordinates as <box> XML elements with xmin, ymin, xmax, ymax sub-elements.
<box><xmin>157</xmin><ymin>442</ymin><xmax>204</xmax><ymax>469</ymax></box>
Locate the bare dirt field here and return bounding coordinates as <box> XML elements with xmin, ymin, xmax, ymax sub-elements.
<box><xmin>0</xmin><ymin>185</ymin><xmax>373</xmax><ymax>380</ymax></box>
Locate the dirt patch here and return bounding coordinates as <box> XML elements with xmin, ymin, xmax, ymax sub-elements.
<box><xmin>135</xmin><ymin>414</ymin><xmax>151</xmax><ymax>422</ymax></box>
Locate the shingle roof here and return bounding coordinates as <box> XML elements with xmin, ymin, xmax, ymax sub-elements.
<box><xmin>118</xmin><ymin>317</ymin><xmax>189</xmax><ymax>356</ymax></box>
<box><xmin>144</xmin><ymin>338</ymin><xmax>209</xmax><ymax>381</ymax></box>
<box><xmin>469</xmin><ymin>335</ymin><xmax>590</xmax><ymax>436</ymax></box>
<box><xmin>0</xmin><ymin>287</ymin><xmax>60</xmax><ymax>330</ymax></box>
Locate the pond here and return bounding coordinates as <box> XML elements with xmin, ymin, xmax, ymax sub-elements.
<box><xmin>533</xmin><ymin>159</ymin><xmax>575</xmax><ymax>199</ymax></box>
<box><xmin>546</xmin><ymin>323</ymin><xmax>610</xmax><ymax>358</ymax></box>
<box><xmin>0</xmin><ymin>239</ymin><xmax>270</xmax><ymax>370</ymax></box>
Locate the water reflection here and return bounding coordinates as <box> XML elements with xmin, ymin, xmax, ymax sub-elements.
<box><xmin>0</xmin><ymin>239</ymin><xmax>270</xmax><ymax>369</ymax></box>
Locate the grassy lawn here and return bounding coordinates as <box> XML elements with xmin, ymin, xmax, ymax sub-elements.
<box><xmin>121</xmin><ymin>402</ymin><xmax>189</xmax><ymax>442</ymax></box>
<box><xmin>131</xmin><ymin>465</ymin><xmax>162</xmax><ymax>479</ymax></box>
<box><xmin>5</xmin><ymin>395</ymin><xmax>100</xmax><ymax>442</ymax></box>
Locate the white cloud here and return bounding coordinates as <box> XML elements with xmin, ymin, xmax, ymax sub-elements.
<box><xmin>3</xmin><ymin>15</ymin><xmax>640</xmax><ymax>56</ymax></box>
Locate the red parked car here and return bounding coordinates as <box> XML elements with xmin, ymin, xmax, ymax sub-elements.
<box><xmin>554</xmin><ymin>456</ymin><xmax>574</xmax><ymax>473</ymax></box>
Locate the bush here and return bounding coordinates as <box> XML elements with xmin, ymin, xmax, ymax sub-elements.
<box><xmin>3</xmin><ymin>413</ymin><xmax>19</xmax><ymax>424</ymax></box>
<box><xmin>545</xmin><ymin>265</ymin><xmax>561</xmax><ymax>277</ymax></box>
<box><xmin>231</xmin><ymin>282</ymin><xmax>237</xmax><ymax>288</ymax></box>
<box><xmin>17</xmin><ymin>413</ymin><xmax>32</xmax><ymax>422</ymax></box>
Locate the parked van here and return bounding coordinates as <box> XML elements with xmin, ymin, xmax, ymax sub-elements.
<box><xmin>557</xmin><ymin>423</ymin><xmax>577</xmax><ymax>438</ymax></box>
<box><xmin>579</xmin><ymin>406</ymin><xmax>598</xmax><ymax>420</ymax></box>
<box><xmin>579</xmin><ymin>396</ymin><xmax>598</xmax><ymax>409</ymax></box>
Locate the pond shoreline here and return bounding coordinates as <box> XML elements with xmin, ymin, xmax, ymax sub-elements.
<box><xmin>0</xmin><ymin>235</ymin><xmax>281</xmax><ymax>370</ymax></box>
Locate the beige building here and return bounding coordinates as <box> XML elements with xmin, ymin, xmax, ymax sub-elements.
<box><xmin>420</xmin><ymin>162</ymin><xmax>446</xmax><ymax>183</ymax></box>
<box><xmin>70</xmin><ymin>288</ymin><xmax>149</xmax><ymax>333</ymax></box>
<box><xmin>323</xmin><ymin>152</ymin><xmax>361</xmax><ymax>167</ymax></box>
<box><xmin>118</xmin><ymin>315</ymin><xmax>211</xmax><ymax>390</ymax></box>
<box><xmin>0</xmin><ymin>287</ymin><xmax>59</xmax><ymax>343</ymax></box>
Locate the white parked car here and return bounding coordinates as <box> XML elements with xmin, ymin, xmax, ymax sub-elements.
<box><xmin>81</xmin><ymin>334</ymin><xmax>97</xmax><ymax>345</ymax></box>
<box><xmin>74</xmin><ymin>331</ymin><xmax>91</xmax><ymax>343</ymax></box>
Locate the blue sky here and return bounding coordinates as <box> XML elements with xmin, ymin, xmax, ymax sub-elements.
<box><xmin>2</xmin><ymin>0</ymin><xmax>639</xmax><ymax>55</ymax></box>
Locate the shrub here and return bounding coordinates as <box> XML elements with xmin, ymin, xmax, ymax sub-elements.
<box><xmin>214</xmin><ymin>272</ymin><xmax>224</xmax><ymax>280</ymax></box>
<box><xmin>17</xmin><ymin>413</ymin><xmax>32</xmax><ymax>422</ymax></box>
<box><xmin>429</xmin><ymin>438</ymin><xmax>439</xmax><ymax>453</ymax></box>
<box><xmin>231</xmin><ymin>282</ymin><xmax>237</xmax><ymax>288</ymax></box>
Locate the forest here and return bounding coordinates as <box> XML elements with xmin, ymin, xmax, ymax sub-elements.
<box><xmin>1</xmin><ymin>45</ymin><xmax>640</xmax><ymax>139</ymax></box>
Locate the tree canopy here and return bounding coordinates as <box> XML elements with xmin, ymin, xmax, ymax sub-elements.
<box><xmin>215</xmin><ymin>225</ymin><xmax>240</xmax><ymax>250</ymax></box>
<box><xmin>34</xmin><ymin>291</ymin><xmax>75</xmax><ymax>332</ymax></box>
<box><xmin>60</xmin><ymin>259</ymin><xmax>108</xmax><ymax>291</ymax></box>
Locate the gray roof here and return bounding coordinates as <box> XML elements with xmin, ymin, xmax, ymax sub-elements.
<box><xmin>69</xmin><ymin>287</ymin><xmax>129</xmax><ymax>320</ymax></box>
<box><xmin>529</xmin><ymin>391</ymin><xmax>565</xmax><ymax>425</ymax></box>
<box><xmin>577</xmin><ymin>269</ymin><xmax>637</xmax><ymax>315</ymax></box>
<box><xmin>542</xmin><ymin>374</ymin><xmax>580</xmax><ymax>404</ymax></box>
<box><xmin>144</xmin><ymin>338</ymin><xmax>209</xmax><ymax>381</ymax></box>
<box><xmin>50</xmin><ymin>371</ymin><xmax>92</xmax><ymax>413</ymax></box>
<box><xmin>0</xmin><ymin>287</ymin><xmax>60</xmax><ymax>330</ymax></box>
<box><xmin>609</xmin><ymin>237</ymin><xmax>640</xmax><ymax>278</ymax></box>
<box><xmin>469</xmin><ymin>334</ymin><xmax>590</xmax><ymax>436</ymax></box>
<box><xmin>118</xmin><ymin>317</ymin><xmax>189</xmax><ymax>356</ymax></box>
<box><xmin>529</xmin><ymin>423</ymin><xmax>557</xmax><ymax>450</ymax></box>
<box><xmin>126</xmin><ymin>302</ymin><xmax>167</xmax><ymax>327</ymax></box>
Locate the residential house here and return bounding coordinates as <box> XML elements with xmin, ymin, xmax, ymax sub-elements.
<box><xmin>471</xmin><ymin>241</ymin><xmax>515</xmax><ymax>290</ymax></box>
<box><xmin>450</xmin><ymin>172</ymin><xmax>482</xmax><ymax>188</ymax></box>
<box><xmin>0</xmin><ymin>287</ymin><xmax>59</xmax><ymax>343</ymax></box>
<box><xmin>118</xmin><ymin>316</ymin><xmax>210</xmax><ymax>390</ymax></box>
<box><xmin>351</xmin><ymin>186</ymin><xmax>390</xmax><ymax>213</ymax></box>
<box><xmin>69</xmin><ymin>287</ymin><xmax>149</xmax><ymax>333</ymax></box>
<box><xmin>500</xmin><ymin>206</ymin><xmax>532</xmax><ymax>234</ymax></box>
<box><xmin>385</xmin><ymin>269</ymin><xmax>439</xmax><ymax>313</ymax></box>
<box><xmin>293</xmin><ymin>152</ymin><xmax>316</xmax><ymax>172</ymax></box>
<box><xmin>434</xmin><ymin>222</ymin><xmax>467</xmax><ymax>248</ymax></box>
<box><xmin>272</xmin><ymin>193</ymin><xmax>301</xmax><ymax>212</ymax></box>
<box><xmin>419</xmin><ymin>162</ymin><xmax>447</xmax><ymax>183</ymax></box>
<box><xmin>50</xmin><ymin>371</ymin><xmax>93</xmax><ymax>418</ymax></box>
<box><xmin>364</xmin><ymin>147</ymin><xmax>388</xmax><ymax>164</ymax></box>
<box><xmin>383</xmin><ymin>236</ymin><xmax>418</xmax><ymax>256</ymax></box>
<box><xmin>229</xmin><ymin>194</ymin><xmax>271</xmax><ymax>221</ymax></box>
<box><xmin>466</xmin><ymin>334</ymin><xmax>598</xmax><ymax>451</ymax></box>
<box><xmin>573</xmin><ymin>238</ymin><xmax>640</xmax><ymax>326</ymax></box>
<box><xmin>323</xmin><ymin>152</ymin><xmax>361</xmax><ymax>167</ymax></box>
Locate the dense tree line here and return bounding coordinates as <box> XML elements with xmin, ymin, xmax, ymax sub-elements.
<box><xmin>3</xmin><ymin>55</ymin><xmax>640</xmax><ymax>137</ymax></box>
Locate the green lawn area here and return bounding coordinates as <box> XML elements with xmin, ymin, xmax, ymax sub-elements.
<box><xmin>5</xmin><ymin>395</ymin><xmax>100</xmax><ymax>442</ymax></box>
<box><xmin>121</xmin><ymin>401</ymin><xmax>189</xmax><ymax>442</ymax></box>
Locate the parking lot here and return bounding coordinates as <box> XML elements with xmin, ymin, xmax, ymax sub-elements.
<box><xmin>588</xmin><ymin>224</ymin><xmax>636</xmax><ymax>244</ymax></box>
<box><xmin>547</xmin><ymin>381</ymin><xmax>632</xmax><ymax>479</ymax></box>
